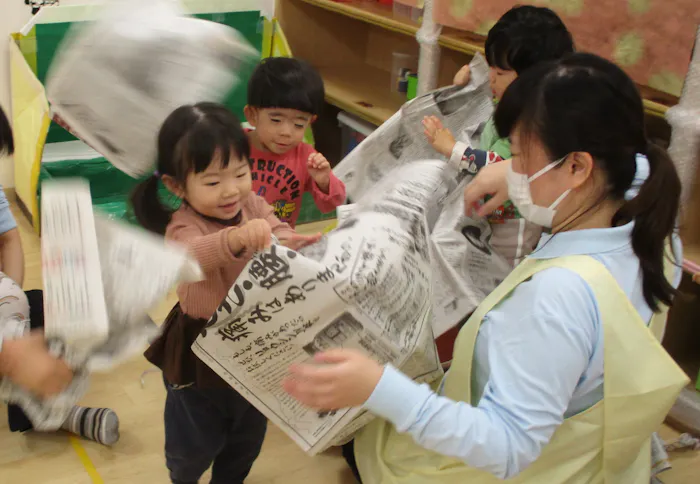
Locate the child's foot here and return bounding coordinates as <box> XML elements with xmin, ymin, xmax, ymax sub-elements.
<box><xmin>61</xmin><ymin>406</ymin><xmax>120</xmax><ymax>445</ymax></box>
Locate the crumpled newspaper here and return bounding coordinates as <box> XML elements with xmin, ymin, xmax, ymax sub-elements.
<box><xmin>46</xmin><ymin>0</ymin><xmax>259</xmax><ymax>178</ymax></box>
<box><xmin>0</xmin><ymin>214</ymin><xmax>202</xmax><ymax>431</ymax></box>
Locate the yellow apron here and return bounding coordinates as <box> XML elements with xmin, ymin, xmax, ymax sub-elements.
<box><xmin>355</xmin><ymin>255</ymin><xmax>689</xmax><ymax>483</ymax></box>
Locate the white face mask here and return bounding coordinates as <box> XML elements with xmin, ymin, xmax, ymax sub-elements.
<box><xmin>507</xmin><ymin>156</ymin><xmax>571</xmax><ymax>228</ymax></box>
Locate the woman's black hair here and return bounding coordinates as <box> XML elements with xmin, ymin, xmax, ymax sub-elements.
<box><xmin>485</xmin><ymin>5</ymin><xmax>575</xmax><ymax>74</ymax></box>
<box><xmin>247</xmin><ymin>57</ymin><xmax>325</xmax><ymax>115</ymax></box>
<box><xmin>131</xmin><ymin>102</ymin><xmax>250</xmax><ymax>235</ymax></box>
<box><xmin>0</xmin><ymin>106</ymin><xmax>14</xmax><ymax>156</ymax></box>
<box><xmin>495</xmin><ymin>52</ymin><xmax>681</xmax><ymax>311</ymax></box>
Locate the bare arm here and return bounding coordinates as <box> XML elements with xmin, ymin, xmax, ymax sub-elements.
<box><xmin>0</xmin><ymin>228</ymin><xmax>24</xmax><ymax>286</ymax></box>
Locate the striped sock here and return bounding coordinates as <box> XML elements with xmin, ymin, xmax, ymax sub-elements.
<box><xmin>61</xmin><ymin>406</ymin><xmax>120</xmax><ymax>446</ymax></box>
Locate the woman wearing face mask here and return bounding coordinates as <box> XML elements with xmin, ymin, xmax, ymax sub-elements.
<box><xmin>283</xmin><ymin>53</ymin><xmax>689</xmax><ymax>483</ymax></box>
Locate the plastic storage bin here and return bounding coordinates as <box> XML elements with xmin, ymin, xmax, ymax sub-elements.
<box><xmin>338</xmin><ymin>111</ymin><xmax>377</xmax><ymax>158</ymax></box>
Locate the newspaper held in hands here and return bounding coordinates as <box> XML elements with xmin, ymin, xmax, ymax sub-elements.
<box><xmin>41</xmin><ymin>179</ymin><xmax>109</xmax><ymax>354</ymax></box>
<box><xmin>192</xmin><ymin>161</ymin><xmax>449</xmax><ymax>455</ymax></box>
<box><xmin>334</xmin><ymin>54</ymin><xmax>541</xmax><ymax>337</ymax></box>
<box><xmin>87</xmin><ymin>214</ymin><xmax>203</xmax><ymax>372</ymax></box>
<box><xmin>2</xmin><ymin>179</ymin><xmax>204</xmax><ymax>429</ymax></box>
<box><xmin>45</xmin><ymin>0</ymin><xmax>259</xmax><ymax>178</ymax></box>
<box><xmin>334</xmin><ymin>54</ymin><xmax>494</xmax><ymax>200</ymax></box>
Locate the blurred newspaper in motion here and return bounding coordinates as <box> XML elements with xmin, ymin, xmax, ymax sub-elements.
<box><xmin>0</xmin><ymin>179</ymin><xmax>202</xmax><ymax>430</ymax></box>
<box><xmin>45</xmin><ymin>0</ymin><xmax>258</xmax><ymax>178</ymax></box>
<box><xmin>193</xmin><ymin>161</ymin><xmax>452</xmax><ymax>454</ymax></box>
<box><xmin>334</xmin><ymin>54</ymin><xmax>540</xmax><ymax>337</ymax></box>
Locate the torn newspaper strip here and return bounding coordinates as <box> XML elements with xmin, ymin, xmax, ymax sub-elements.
<box><xmin>45</xmin><ymin>0</ymin><xmax>259</xmax><ymax>178</ymax></box>
<box><xmin>193</xmin><ymin>161</ymin><xmax>451</xmax><ymax>454</ymax></box>
<box><xmin>0</xmin><ymin>180</ymin><xmax>203</xmax><ymax>430</ymax></box>
<box><xmin>334</xmin><ymin>54</ymin><xmax>541</xmax><ymax>337</ymax></box>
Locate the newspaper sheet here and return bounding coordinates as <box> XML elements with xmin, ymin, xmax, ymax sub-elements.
<box><xmin>193</xmin><ymin>161</ymin><xmax>450</xmax><ymax>454</ymax></box>
<box><xmin>334</xmin><ymin>54</ymin><xmax>540</xmax><ymax>337</ymax></box>
<box><xmin>45</xmin><ymin>0</ymin><xmax>259</xmax><ymax>178</ymax></box>
<box><xmin>0</xmin><ymin>179</ymin><xmax>203</xmax><ymax>430</ymax></box>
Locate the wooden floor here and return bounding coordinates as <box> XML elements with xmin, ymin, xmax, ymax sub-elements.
<box><xmin>1</xmin><ymin>202</ymin><xmax>698</xmax><ymax>483</ymax></box>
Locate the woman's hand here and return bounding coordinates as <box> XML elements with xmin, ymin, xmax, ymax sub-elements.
<box><xmin>464</xmin><ymin>159</ymin><xmax>511</xmax><ymax>217</ymax></box>
<box><xmin>281</xmin><ymin>232</ymin><xmax>322</xmax><ymax>251</ymax></box>
<box><xmin>0</xmin><ymin>331</ymin><xmax>73</xmax><ymax>399</ymax></box>
<box><xmin>283</xmin><ymin>349</ymin><xmax>384</xmax><ymax>410</ymax></box>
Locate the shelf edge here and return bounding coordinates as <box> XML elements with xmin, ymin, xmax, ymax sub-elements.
<box><xmin>324</xmin><ymin>93</ymin><xmax>385</xmax><ymax>127</ymax></box>
<box><xmin>297</xmin><ymin>0</ymin><xmax>418</xmax><ymax>37</ymax></box>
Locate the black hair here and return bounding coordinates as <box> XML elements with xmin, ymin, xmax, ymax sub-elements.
<box><xmin>0</xmin><ymin>106</ymin><xmax>14</xmax><ymax>156</ymax></box>
<box><xmin>131</xmin><ymin>102</ymin><xmax>250</xmax><ymax>235</ymax></box>
<box><xmin>247</xmin><ymin>57</ymin><xmax>325</xmax><ymax>115</ymax></box>
<box><xmin>495</xmin><ymin>52</ymin><xmax>681</xmax><ymax>311</ymax></box>
<box><xmin>485</xmin><ymin>5</ymin><xmax>574</xmax><ymax>74</ymax></box>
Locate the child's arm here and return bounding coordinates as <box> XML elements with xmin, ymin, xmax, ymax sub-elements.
<box><xmin>423</xmin><ymin>116</ymin><xmax>504</xmax><ymax>174</ymax></box>
<box><xmin>168</xmin><ymin>220</ymin><xmax>272</xmax><ymax>273</ymax></box>
<box><xmin>305</xmin><ymin>148</ymin><xmax>346</xmax><ymax>213</ymax></box>
<box><xmin>0</xmin><ymin>187</ymin><xmax>24</xmax><ymax>286</ymax></box>
<box><xmin>423</xmin><ymin>116</ymin><xmax>457</xmax><ymax>159</ymax></box>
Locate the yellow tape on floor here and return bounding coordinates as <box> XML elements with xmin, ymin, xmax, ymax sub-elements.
<box><xmin>69</xmin><ymin>435</ymin><xmax>104</xmax><ymax>484</ymax></box>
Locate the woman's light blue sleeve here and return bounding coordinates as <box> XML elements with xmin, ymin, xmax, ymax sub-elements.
<box><xmin>0</xmin><ymin>186</ymin><xmax>17</xmax><ymax>235</ymax></box>
<box><xmin>363</xmin><ymin>268</ymin><xmax>598</xmax><ymax>479</ymax></box>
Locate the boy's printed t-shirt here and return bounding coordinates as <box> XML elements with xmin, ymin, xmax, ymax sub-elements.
<box><xmin>460</xmin><ymin>144</ymin><xmax>541</xmax><ymax>267</ymax></box>
<box><xmin>461</xmin><ymin>144</ymin><xmax>517</xmax><ymax>225</ymax></box>
<box><xmin>249</xmin><ymin>140</ymin><xmax>346</xmax><ymax>227</ymax></box>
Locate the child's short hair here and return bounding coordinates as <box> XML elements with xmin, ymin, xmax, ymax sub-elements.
<box><xmin>485</xmin><ymin>5</ymin><xmax>574</xmax><ymax>74</ymax></box>
<box><xmin>247</xmin><ymin>57</ymin><xmax>325</xmax><ymax>115</ymax></box>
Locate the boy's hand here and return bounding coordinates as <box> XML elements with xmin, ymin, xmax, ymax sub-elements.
<box><xmin>228</xmin><ymin>219</ymin><xmax>272</xmax><ymax>254</ymax></box>
<box><xmin>423</xmin><ymin>116</ymin><xmax>456</xmax><ymax>158</ymax></box>
<box><xmin>308</xmin><ymin>153</ymin><xmax>331</xmax><ymax>193</ymax></box>
<box><xmin>454</xmin><ymin>64</ymin><xmax>471</xmax><ymax>86</ymax></box>
<box><xmin>0</xmin><ymin>331</ymin><xmax>74</xmax><ymax>399</ymax></box>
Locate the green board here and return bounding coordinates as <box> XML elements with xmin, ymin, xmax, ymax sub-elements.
<box><xmin>24</xmin><ymin>10</ymin><xmax>263</xmax><ymax>144</ymax></box>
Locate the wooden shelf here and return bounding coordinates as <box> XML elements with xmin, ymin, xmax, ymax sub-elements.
<box><xmin>320</xmin><ymin>64</ymin><xmax>405</xmax><ymax>126</ymax></box>
<box><xmin>298</xmin><ymin>0</ymin><xmax>486</xmax><ymax>55</ymax></box>
<box><xmin>298</xmin><ymin>0</ymin><xmax>418</xmax><ymax>36</ymax></box>
<box><xmin>290</xmin><ymin>0</ymin><xmax>674</xmax><ymax>120</ymax></box>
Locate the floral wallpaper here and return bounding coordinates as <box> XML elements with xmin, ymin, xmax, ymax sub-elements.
<box><xmin>431</xmin><ymin>0</ymin><xmax>700</xmax><ymax>97</ymax></box>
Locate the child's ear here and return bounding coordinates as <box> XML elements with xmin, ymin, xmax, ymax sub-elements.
<box><xmin>310</xmin><ymin>115</ymin><xmax>318</xmax><ymax>124</ymax></box>
<box><xmin>244</xmin><ymin>105</ymin><xmax>258</xmax><ymax>127</ymax></box>
<box><xmin>162</xmin><ymin>175</ymin><xmax>185</xmax><ymax>199</ymax></box>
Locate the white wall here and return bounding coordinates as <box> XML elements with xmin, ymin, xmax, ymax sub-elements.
<box><xmin>0</xmin><ymin>2</ymin><xmax>32</xmax><ymax>188</ymax></box>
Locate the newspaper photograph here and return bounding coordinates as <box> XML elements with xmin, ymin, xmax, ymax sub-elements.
<box><xmin>333</xmin><ymin>54</ymin><xmax>494</xmax><ymax>200</ymax></box>
<box><xmin>45</xmin><ymin>0</ymin><xmax>259</xmax><ymax>178</ymax></box>
<box><xmin>193</xmin><ymin>161</ymin><xmax>449</xmax><ymax>454</ymax></box>
<box><xmin>334</xmin><ymin>54</ymin><xmax>541</xmax><ymax>337</ymax></box>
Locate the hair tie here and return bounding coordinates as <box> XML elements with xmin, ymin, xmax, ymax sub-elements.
<box><xmin>624</xmin><ymin>153</ymin><xmax>650</xmax><ymax>201</ymax></box>
<box><xmin>153</xmin><ymin>170</ymin><xmax>161</xmax><ymax>179</ymax></box>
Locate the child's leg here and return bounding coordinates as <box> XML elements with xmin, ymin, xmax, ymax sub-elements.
<box><xmin>164</xmin><ymin>379</ymin><xmax>231</xmax><ymax>484</ymax></box>
<box><xmin>210</xmin><ymin>388</ymin><xmax>267</xmax><ymax>484</ymax></box>
<box><xmin>7</xmin><ymin>290</ymin><xmax>120</xmax><ymax>445</ymax></box>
